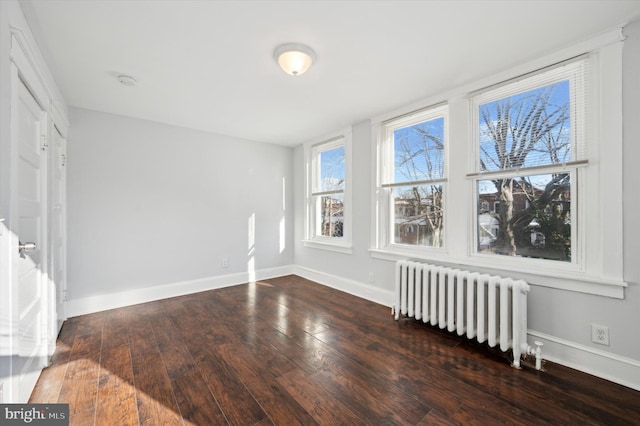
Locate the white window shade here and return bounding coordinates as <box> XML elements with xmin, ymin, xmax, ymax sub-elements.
<box><xmin>471</xmin><ymin>57</ymin><xmax>589</xmax><ymax>174</ymax></box>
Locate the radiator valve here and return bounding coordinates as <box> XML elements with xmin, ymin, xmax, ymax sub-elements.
<box><xmin>525</xmin><ymin>340</ymin><xmax>544</xmax><ymax>370</ymax></box>
<box><xmin>532</xmin><ymin>341</ymin><xmax>544</xmax><ymax>370</ymax></box>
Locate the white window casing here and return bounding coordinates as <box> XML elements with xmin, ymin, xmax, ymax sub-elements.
<box><xmin>304</xmin><ymin>129</ymin><xmax>352</xmax><ymax>254</ymax></box>
<box><xmin>377</xmin><ymin>104</ymin><xmax>448</xmax><ymax>253</ymax></box>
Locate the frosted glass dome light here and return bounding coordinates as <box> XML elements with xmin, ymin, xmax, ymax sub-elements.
<box><xmin>274</xmin><ymin>43</ymin><xmax>316</xmax><ymax>76</ymax></box>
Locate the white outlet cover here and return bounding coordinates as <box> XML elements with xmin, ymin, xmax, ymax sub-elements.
<box><xmin>591</xmin><ymin>324</ymin><xmax>610</xmax><ymax>345</ymax></box>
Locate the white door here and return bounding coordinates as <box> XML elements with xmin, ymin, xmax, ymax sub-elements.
<box><xmin>49</xmin><ymin>129</ymin><xmax>66</xmax><ymax>337</ymax></box>
<box><xmin>9</xmin><ymin>76</ymin><xmax>49</xmax><ymax>402</ymax></box>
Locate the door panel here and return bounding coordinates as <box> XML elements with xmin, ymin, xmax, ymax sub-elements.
<box><xmin>13</xmin><ymin>77</ymin><xmax>48</xmax><ymax>402</ymax></box>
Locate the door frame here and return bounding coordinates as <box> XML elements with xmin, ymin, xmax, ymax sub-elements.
<box><xmin>0</xmin><ymin>23</ymin><xmax>68</xmax><ymax>402</ymax></box>
<box><xmin>49</xmin><ymin>126</ymin><xmax>67</xmax><ymax>342</ymax></box>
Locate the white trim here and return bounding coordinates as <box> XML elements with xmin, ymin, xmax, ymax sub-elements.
<box><xmin>303</xmin><ymin>128</ymin><xmax>353</xmax><ymax>251</ymax></box>
<box><xmin>9</xmin><ymin>27</ymin><xmax>68</xmax><ymax>128</ymax></box>
<box><xmin>51</xmin><ymin>101</ymin><xmax>69</xmax><ymax>138</ymax></box>
<box><xmin>302</xmin><ymin>239</ymin><xmax>353</xmax><ymax>254</ymax></box>
<box><xmin>66</xmin><ymin>265</ymin><xmax>295</xmax><ymax>317</ymax></box>
<box><xmin>8</xmin><ymin>1</ymin><xmax>68</xmax><ymax>125</ymax></box>
<box><xmin>376</xmin><ymin>104</ymin><xmax>448</xmax><ymax>251</ymax></box>
<box><xmin>529</xmin><ymin>330</ymin><xmax>640</xmax><ymax>392</ymax></box>
<box><xmin>10</xmin><ymin>33</ymin><xmax>49</xmax><ymax>112</ymax></box>
<box><xmin>596</xmin><ymin>41</ymin><xmax>624</xmax><ymax>282</ymax></box>
<box><xmin>292</xmin><ymin>265</ymin><xmax>394</xmax><ymax>307</ymax></box>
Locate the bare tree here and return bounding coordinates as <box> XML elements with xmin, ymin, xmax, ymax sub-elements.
<box><xmin>395</xmin><ymin>123</ymin><xmax>444</xmax><ymax>247</ymax></box>
<box><xmin>480</xmin><ymin>84</ymin><xmax>570</xmax><ymax>256</ymax></box>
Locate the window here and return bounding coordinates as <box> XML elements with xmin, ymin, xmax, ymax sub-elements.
<box><xmin>372</xmin><ymin>31</ymin><xmax>625</xmax><ymax>297</ymax></box>
<box><xmin>304</xmin><ymin>133</ymin><xmax>352</xmax><ymax>253</ymax></box>
<box><xmin>377</xmin><ymin>105</ymin><xmax>447</xmax><ymax>250</ymax></box>
<box><xmin>471</xmin><ymin>59</ymin><xmax>586</xmax><ymax>263</ymax></box>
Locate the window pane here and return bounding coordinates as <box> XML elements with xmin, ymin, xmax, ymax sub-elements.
<box><xmin>320</xmin><ymin>147</ymin><xmax>345</xmax><ymax>192</ymax></box>
<box><xmin>318</xmin><ymin>194</ymin><xmax>344</xmax><ymax>237</ymax></box>
<box><xmin>477</xmin><ymin>173</ymin><xmax>571</xmax><ymax>262</ymax></box>
<box><xmin>394</xmin><ymin>117</ymin><xmax>444</xmax><ymax>183</ymax></box>
<box><xmin>479</xmin><ymin>81</ymin><xmax>571</xmax><ymax>172</ymax></box>
<box><xmin>393</xmin><ymin>184</ymin><xmax>444</xmax><ymax>247</ymax></box>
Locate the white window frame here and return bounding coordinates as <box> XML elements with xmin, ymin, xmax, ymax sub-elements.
<box><xmin>303</xmin><ymin>130</ymin><xmax>352</xmax><ymax>254</ymax></box>
<box><xmin>469</xmin><ymin>58</ymin><xmax>587</xmax><ymax>269</ymax></box>
<box><xmin>376</xmin><ymin>104</ymin><xmax>449</xmax><ymax>254</ymax></box>
<box><xmin>371</xmin><ymin>28</ymin><xmax>626</xmax><ymax>298</ymax></box>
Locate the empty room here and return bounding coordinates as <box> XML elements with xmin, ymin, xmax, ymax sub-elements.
<box><xmin>1</xmin><ymin>0</ymin><xmax>639</xmax><ymax>424</ymax></box>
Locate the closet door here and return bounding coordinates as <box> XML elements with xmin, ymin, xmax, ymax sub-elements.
<box><xmin>10</xmin><ymin>74</ymin><xmax>49</xmax><ymax>402</ymax></box>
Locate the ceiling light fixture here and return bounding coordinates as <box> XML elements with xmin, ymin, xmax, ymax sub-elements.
<box><xmin>274</xmin><ymin>43</ymin><xmax>315</xmax><ymax>76</ymax></box>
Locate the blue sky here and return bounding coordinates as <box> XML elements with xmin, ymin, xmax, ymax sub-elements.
<box><xmin>393</xmin><ymin>116</ymin><xmax>444</xmax><ymax>184</ymax></box>
<box><xmin>320</xmin><ymin>146</ymin><xmax>345</xmax><ymax>192</ymax></box>
<box><xmin>479</xmin><ymin>80</ymin><xmax>572</xmax><ymax>173</ymax></box>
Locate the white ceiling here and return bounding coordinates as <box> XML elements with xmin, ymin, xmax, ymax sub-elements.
<box><xmin>21</xmin><ymin>0</ymin><xmax>640</xmax><ymax>146</ymax></box>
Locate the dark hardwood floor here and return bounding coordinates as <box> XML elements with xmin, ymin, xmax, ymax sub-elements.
<box><xmin>30</xmin><ymin>275</ymin><xmax>640</xmax><ymax>425</ymax></box>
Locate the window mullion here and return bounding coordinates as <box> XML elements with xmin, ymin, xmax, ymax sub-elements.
<box><xmin>382</xmin><ymin>178</ymin><xmax>447</xmax><ymax>188</ymax></box>
<box><xmin>466</xmin><ymin>160</ymin><xmax>588</xmax><ymax>180</ymax></box>
<box><xmin>311</xmin><ymin>189</ymin><xmax>344</xmax><ymax>196</ymax></box>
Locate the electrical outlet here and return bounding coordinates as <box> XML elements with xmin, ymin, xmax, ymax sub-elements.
<box><xmin>221</xmin><ymin>257</ymin><xmax>229</xmax><ymax>268</ymax></box>
<box><xmin>368</xmin><ymin>272</ymin><xmax>375</xmax><ymax>283</ymax></box>
<box><xmin>591</xmin><ymin>324</ymin><xmax>610</xmax><ymax>345</ymax></box>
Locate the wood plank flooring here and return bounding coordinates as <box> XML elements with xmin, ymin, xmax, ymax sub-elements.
<box><xmin>30</xmin><ymin>275</ymin><xmax>640</xmax><ymax>425</ymax></box>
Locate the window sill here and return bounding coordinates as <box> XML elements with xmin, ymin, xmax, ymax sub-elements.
<box><xmin>304</xmin><ymin>239</ymin><xmax>353</xmax><ymax>255</ymax></box>
<box><xmin>369</xmin><ymin>248</ymin><xmax>626</xmax><ymax>299</ymax></box>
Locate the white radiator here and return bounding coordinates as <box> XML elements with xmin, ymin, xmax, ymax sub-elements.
<box><xmin>393</xmin><ymin>260</ymin><xmax>539</xmax><ymax>369</ymax></box>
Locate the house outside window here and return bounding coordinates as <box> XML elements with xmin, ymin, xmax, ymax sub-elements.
<box><xmin>304</xmin><ymin>132</ymin><xmax>352</xmax><ymax>253</ymax></box>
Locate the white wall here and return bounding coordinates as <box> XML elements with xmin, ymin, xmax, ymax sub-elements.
<box><xmin>293</xmin><ymin>21</ymin><xmax>640</xmax><ymax>390</ymax></box>
<box><xmin>293</xmin><ymin>120</ymin><xmax>394</xmax><ymax>303</ymax></box>
<box><xmin>66</xmin><ymin>108</ymin><xmax>294</xmax><ymax>313</ymax></box>
<box><xmin>23</xmin><ymin>6</ymin><xmax>637</xmax><ymax>392</ymax></box>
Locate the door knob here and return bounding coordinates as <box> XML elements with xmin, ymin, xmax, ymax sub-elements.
<box><xmin>18</xmin><ymin>241</ymin><xmax>36</xmax><ymax>258</ymax></box>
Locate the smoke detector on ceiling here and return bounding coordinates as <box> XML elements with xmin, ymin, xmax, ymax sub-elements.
<box><xmin>117</xmin><ymin>74</ymin><xmax>137</xmax><ymax>86</ymax></box>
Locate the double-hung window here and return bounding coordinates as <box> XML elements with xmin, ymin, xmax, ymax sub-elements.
<box><xmin>377</xmin><ymin>105</ymin><xmax>447</xmax><ymax>251</ymax></box>
<box><xmin>470</xmin><ymin>58</ymin><xmax>587</xmax><ymax>264</ymax></box>
<box><xmin>304</xmin><ymin>133</ymin><xmax>352</xmax><ymax>253</ymax></box>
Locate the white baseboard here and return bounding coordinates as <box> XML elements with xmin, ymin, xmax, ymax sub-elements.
<box><xmin>66</xmin><ymin>265</ymin><xmax>295</xmax><ymax>317</ymax></box>
<box><xmin>65</xmin><ymin>264</ymin><xmax>640</xmax><ymax>392</ymax></box>
<box><xmin>528</xmin><ymin>330</ymin><xmax>640</xmax><ymax>391</ymax></box>
<box><xmin>292</xmin><ymin>265</ymin><xmax>395</xmax><ymax>307</ymax></box>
